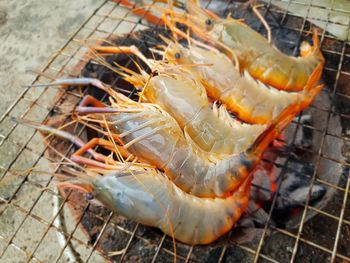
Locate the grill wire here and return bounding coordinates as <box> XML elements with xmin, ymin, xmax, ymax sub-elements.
<box><xmin>0</xmin><ymin>0</ymin><xmax>349</xmax><ymax>262</ymax></box>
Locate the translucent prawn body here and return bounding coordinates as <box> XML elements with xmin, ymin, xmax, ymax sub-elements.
<box><xmin>172</xmin><ymin>0</ymin><xmax>324</xmax><ymax>91</ymax></box>
<box><xmin>16</xmin><ymin>117</ymin><xmax>250</xmax><ymax>245</ymax></box>
<box><xmin>141</xmin><ymin>73</ymin><xmax>266</xmax><ymax>154</ymax></box>
<box><xmin>163</xmin><ymin>42</ymin><xmax>323</xmax><ymax>124</ymax></box>
<box><xmin>83</xmin><ymin>169</ymin><xmax>251</xmax><ymax>245</ymax></box>
<box><xmin>107</xmin><ymin>92</ymin><xmax>299</xmax><ymax>198</ymax></box>
<box><xmin>209</xmin><ymin>21</ymin><xmax>322</xmax><ymax>91</ymax></box>
<box><xmin>93</xmin><ymin>45</ymin><xmax>264</xmax><ymax>156</ymax></box>
<box><xmin>108</xmin><ymin>110</ymin><xmax>256</xmax><ymax>197</ymax></box>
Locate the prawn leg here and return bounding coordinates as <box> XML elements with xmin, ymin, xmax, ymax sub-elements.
<box><xmin>14</xmin><ymin>118</ymin><xmax>140</xmax><ymax>169</ymax></box>
<box><xmin>110</xmin><ymin>0</ymin><xmax>165</xmax><ymax>26</ymax></box>
<box><xmin>27</xmin><ymin>77</ymin><xmax>107</xmax><ymax>91</ymax></box>
<box><xmin>78</xmin><ymin>95</ymin><xmax>105</xmax><ymax>108</ymax></box>
<box><xmin>71</xmin><ymin>94</ymin><xmax>144</xmax><ymax>147</ymax></box>
<box><xmin>13</xmin><ymin>118</ymin><xmax>121</xmax><ymax>168</ymax></box>
<box><xmin>92</xmin><ymin>45</ymin><xmax>152</xmax><ymax>68</ymax></box>
<box><xmin>252</xmin><ymin>4</ymin><xmax>271</xmax><ymax>43</ymax></box>
<box><xmin>13</xmin><ymin>118</ymin><xmax>99</xmax><ymax>158</ymax></box>
<box><xmin>28</xmin><ymin>76</ymin><xmax>140</xmax><ymax>106</ymax></box>
<box><xmin>73</xmin><ymin>95</ymin><xmax>165</xmax><ymax>153</ymax></box>
<box><xmin>71</xmin><ymin>137</ymin><xmax>134</xmax><ymax>168</ymax></box>
<box><xmin>91</xmin><ymin>45</ymin><xmax>157</xmax><ymax>95</ymax></box>
<box><xmin>75</xmin><ymin>95</ymin><xmax>125</xmax><ymax>114</ymax></box>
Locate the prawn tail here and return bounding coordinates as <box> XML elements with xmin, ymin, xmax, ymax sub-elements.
<box><xmin>304</xmin><ymin>62</ymin><xmax>323</xmax><ymax>92</ymax></box>
<box><xmin>302</xmin><ymin>84</ymin><xmax>324</xmax><ymax>110</ymax></box>
<box><xmin>302</xmin><ymin>62</ymin><xmax>324</xmax><ymax>108</ymax></box>
<box><xmin>312</xmin><ymin>29</ymin><xmax>324</xmax><ymax>62</ymax></box>
<box><xmin>246</xmin><ymin>102</ymin><xmax>300</xmax><ymax>157</ymax></box>
<box><xmin>300</xmin><ymin>29</ymin><xmax>325</xmax><ymax>64</ymax></box>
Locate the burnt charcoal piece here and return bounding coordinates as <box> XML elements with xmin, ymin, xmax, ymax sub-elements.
<box><xmin>271</xmin><ymin>157</ymin><xmax>327</xmax><ymax>227</ymax></box>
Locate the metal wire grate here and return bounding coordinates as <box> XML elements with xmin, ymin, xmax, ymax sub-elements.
<box><xmin>0</xmin><ymin>0</ymin><xmax>349</xmax><ymax>262</ymax></box>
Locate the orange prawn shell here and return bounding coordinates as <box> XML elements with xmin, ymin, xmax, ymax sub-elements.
<box><xmin>164</xmin><ymin>0</ymin><xmax>324</xmax><ymax>92</ymax></box>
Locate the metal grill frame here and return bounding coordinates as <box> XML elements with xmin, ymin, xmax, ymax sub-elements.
<box><xmin>0</xmin><ymin>0</ymin><xmax>349</xmax><ymax>262</ymax></box>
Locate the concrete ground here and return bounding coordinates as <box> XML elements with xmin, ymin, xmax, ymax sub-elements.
<box><xmin>0</xmin><ymin>0</ymin><xmax>108</xmax><ymax>262</ymax></box>
<box><xmin>0</xmin><ymin>0</ymin><xmax>104</xmax><ymax>118</ymax></box>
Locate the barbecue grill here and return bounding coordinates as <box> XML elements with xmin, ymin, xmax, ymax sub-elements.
<box><xmin>0</xmin><ymin>0</ymin><xmax>349</xmax><ymax>262</ymax></box>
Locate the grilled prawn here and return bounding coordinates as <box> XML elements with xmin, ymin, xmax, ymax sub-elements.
<box><xmin>28</xmin><ymin>77</ymin><xmax>298</xmax><ymax>197</ymax></box>
<box><xmin>160</xmin><ymin>39</ymin><xmax>323</xmax><ymax>124</ymax></box>
<box><xmin>167</xmin><ymin>0</ymin><xmax>324</xmax><ymax>91</ymax></box>
<box><xmin>79</xmin><ymin>169</ymin><xmax>251</xmax><ymax>245</ymax></box>
<box><xmin>107</xmin><ymin>100</ymin><xmax>299</xmax><ymax>198</ymax></box>
<box><xmin>17</xmin><ymin>118</ymin><xmax>251</xmax><ymax>245</ymax></box>
<box><xmin>93</xmin><ymin>45</ymin><xmax>266</xmax><ymax>157</ymax></box>
<box><xmin>120</xmin><ymin>0</ymin><xmax>324</xmax><ymax>91</ymax></box>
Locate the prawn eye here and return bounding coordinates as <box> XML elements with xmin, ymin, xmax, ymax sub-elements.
<box><xmin>85</xmin><ymin>192</ymin><xmax>94</xmax><ymax>200</ymax></box>
<box><xmin>205</xmin><ymin>19</ymin><xmax>212</xmax><ymax>25</ymax></box>
<box><xmin>205</xmin><ymin>18</ymin><xmax>213</xmax><ymax>29</ymax></box>
<box><xmin>175</xmin><ymin>53</ymin><xmax>181</xmax><ymax>59</ymax></box>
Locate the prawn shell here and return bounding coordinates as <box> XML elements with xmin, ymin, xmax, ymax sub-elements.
<box><xmin>181</xmin><ymin>0</ymin><xmax>324</xmax><ymax>91</ymax></box>
<box><xmin>166</xmin><ymin>42</ymin><xmax>320</xmax><ymax>124</ymax></box>
<box><xmin>143</xmin><ymin>74</ymin><xmax>266</xmax><ymax>154</ymax></box>
<box><xmin>92</xmin><ymin>169</ymin><xmax>251</xmax><ymax>245</ymax></box>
